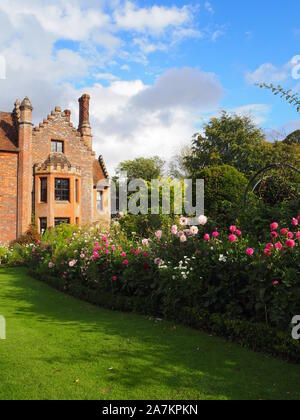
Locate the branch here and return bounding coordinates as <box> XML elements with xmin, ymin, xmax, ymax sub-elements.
<box><xmin>257</xmin><ymin>83</ymin><xmax>300</xmax><ymax>113</ymax></box>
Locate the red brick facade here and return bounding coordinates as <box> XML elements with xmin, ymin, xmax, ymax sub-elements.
<box><xmin>0</xmin><ymin>95</ymin><xmax>110</xmax><ymax>244</ymax></box>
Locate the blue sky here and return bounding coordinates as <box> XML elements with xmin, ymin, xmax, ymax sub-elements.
<box><xmin>0</xmin><ymin>0</ymin><xmax>300</xmax><ymax>170</ymax></box>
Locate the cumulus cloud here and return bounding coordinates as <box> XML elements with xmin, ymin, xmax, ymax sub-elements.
<box><xmin>69</xmin><ymin>68</ymin><xmax>224</xmax><ymax>172</ymax></box>
<box><xmin>131</xmin><ymin>68</ymin><xmax>223</xmax><ymax>112</ymax></box>
<box><xmin>245</xmin><ymin>63</ymin><xmax>289</xmax><ymax>84</ymax></box>
<box><xmin>0</xmin><ymin>0</ymin><xmax>225</xmax><ymax>173</ymax></box>
<box><xmin>113</xmin><ymin>1</ymin><xmax>191</xmax><ymax>34</ymax></box>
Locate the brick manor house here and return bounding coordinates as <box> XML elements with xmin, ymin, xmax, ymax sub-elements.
<box><xmin>0</xmin><ymin>94</ymin><xmax>110</xmax><ymax>244</ymax></box>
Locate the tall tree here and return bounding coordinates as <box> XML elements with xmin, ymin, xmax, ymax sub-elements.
<box><xmin>185</xmin><ymin>111</ymin><xmax>269</xmax><ymax>177</ymax></box>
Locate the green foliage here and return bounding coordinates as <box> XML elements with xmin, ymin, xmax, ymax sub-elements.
<box><xmin>186</xmin><ymin>112</ymin><xmax>268</xmax><ymax>177</ymax></box>
<box><xmin>118</xmin><ymin>213</ymin><xmax>176</xmax><ymax>239</ymax></box>
<box><xmin>116</xmin><ymin>156</ymin><xmax>165</xmax><ymax>181</ymax></box>
<box><xmin>31</xmin><ymin>269</ymin><xmax>300</xmax><ymax>363</ymax></box>
<box><xmin>284</xmin><ymin>130</ymin><xmax>300</xmax><ymax>145</ymax></box>
<box><xmin>195</xmin><ymin>165</ymin><xmax>248</xmax><ymax>226</ymax></box>
<box><xmin>11</xmin><ymin>223</ymin><xmax>40</xmax><ymax>246</ymax></box>
<box><xmin>2</xmin><ymin>268</ymin><xmax>300</xmax><ymax>400</ymax></box>
<box><xmin>256</xmin><ymin>173</ymin><xmax>299</xmax><ymax>206</ymax></box>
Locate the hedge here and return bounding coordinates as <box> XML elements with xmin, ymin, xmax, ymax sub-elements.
<box><xmin>30</xmin><ymin>270</ymin><xmax>300</xmax><ymax>363</ymax></box>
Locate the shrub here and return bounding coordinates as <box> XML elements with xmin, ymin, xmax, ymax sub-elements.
<box><xmin>4</xmin><ymin>213</ymin><xmax>300</xmax><ymax>361</ymax></box>
<box><xmin>194</xmin><ymin>165</ymin><xmax>248</xmax><ymax>226</ymax></box>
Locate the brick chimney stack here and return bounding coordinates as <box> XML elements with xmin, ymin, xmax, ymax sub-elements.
<box><xmin>78</xmin><ymin>94</ymin><xmax>92</xmax><ymax>149</ymax></box>
<box><xmin>18</xmin><ymin>97</ymin><xmax>33</xmax><ymax>236</ymax></box>
<box><xmin>64</xmin><ymin>109</ymin><xmax>71</xmax><ymax>122</ymax></box>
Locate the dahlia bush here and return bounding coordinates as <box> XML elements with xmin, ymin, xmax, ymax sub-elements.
<box><xmin>1</xmin><ymin>215</ymin><xmax>299</xmax><ymax>331</ymax></box>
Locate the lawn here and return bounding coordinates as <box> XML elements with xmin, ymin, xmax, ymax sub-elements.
<box><xmin>0</xmin><ymin>268</ymin><xmax>300</xmax><ymax>400</ymax></box>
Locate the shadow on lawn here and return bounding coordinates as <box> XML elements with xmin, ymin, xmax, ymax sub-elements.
<box><xmin>0</xmin><ymin>267</ymin><xmax>297</xmax><ymax>400</ymax></box>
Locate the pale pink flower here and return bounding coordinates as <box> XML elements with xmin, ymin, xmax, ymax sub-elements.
<box><xmin>274</xmin><ymin>242</ymin><xmax>283</xmax><ymax>250</ymax></box>
<box><xmin>155</xmin><ymin>230</ymin><xmax>163</xmax><ymax>239</ymax></box>
<box><xmin>179</xmin><ymin>217</ymin><xmax>188</xmax><ymax>226</ymax></box>
<box><xmin>292</xmin><ymin>218</ymin><xmax>299</xmax><ymax>226</ymax></box>
<box><xmin>180</xmin><ymin>235</ymin><xmax>187</xmax><ymax>243</ymax></box>
<box><xmin>198</xmin><ymin>215</ymin><xmax>208</xmax><ymax>226</ymax></box>
<box><xmin>69</xmin><ymin>259</ymin><xmax>77</xmax><ymax>267</ymax></box>
<box><xmin>142</xmin><ymin>239</ymin><xmax>150</xmax><ymax>247</ymax></box>
<box><xmin>190</xmin><ymin>226</ymin><xmax>199</xmax><ymax>235</ymax></box>
<box><xmin>171</xmin><ymin>225</ymin><xmax>178</xmax><ymax>235</ymax></box>
<box><xmin>48</xmin><ymin>262</ymin><xmax>54</xmax><ymax>269</ymax></box>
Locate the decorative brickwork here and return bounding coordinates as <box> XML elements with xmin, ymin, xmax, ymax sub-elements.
<box><xmin>0</xmin><ymin>94</ymin><xmax>110</xmax><ymax>244</ymax></box>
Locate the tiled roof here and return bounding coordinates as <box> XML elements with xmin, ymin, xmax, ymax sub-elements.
<box><xmin>93</xmin><ymin>156</ymin><xmax>109</xmax><ymax>185</ymax></box>
<box><xmin>0</xmin><ymin>112</ymin><xmax>18</xmax><ymax>152</ymax></box>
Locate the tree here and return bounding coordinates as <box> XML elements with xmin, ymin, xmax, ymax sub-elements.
<box><xmin>185</xmin><ymin>112</ymin><xmax>268</xmax><ymax>177</ymax></box>
<box><xmin>284</xmin><ymin>130</ymin><xmax>300</xmax><ymax>145</ymax></box>
<box><xmin>168</xmin><ymin>145</ymin><xmax>192</xmax><ymax>179</ymax></box>
<box><xmin>115</xmin><ymin>156</ymin><xmax>165</xmax><ymax>181</ymax></box>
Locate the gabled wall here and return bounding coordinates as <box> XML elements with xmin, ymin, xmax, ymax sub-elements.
<box><xmin>32</xmin><ymin>108</ymin><xmax>95</xmax><ymax>225</ymax></box>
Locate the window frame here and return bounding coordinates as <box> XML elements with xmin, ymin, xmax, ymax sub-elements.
<box><xmin>97</xmin><ymin>190</ymin><xmax>104</xmax><ymax>212</ymax></box>
<box><xmin>75</xmin><ymin>179</ymin><xmax>79</xmax><ymax>203</ymax></box>
<box><xmin>40</xmin><ymin>177</ymin><xmax>48</xmax><ymax>203</ymax></box>
<box><xmin>55</xmin><ymin>178</ymin><xmax>70</xmax><ymax>202</ymax></box>
<box><xmin>51</xmin><ymin>140</ymin><xmax>64</xmax><ymax>153</ymax></box>
<box><xmin>40</xmin><ymin>218</ymin><xmax>47</xmax><ymax>235</ymax></box>
<box><xmin>54</xmin><ymin>218</ymin><xmax>70</xmax><ymax>227</ymax></box>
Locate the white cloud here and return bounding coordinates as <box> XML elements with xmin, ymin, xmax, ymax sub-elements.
<box><xmin>120</xmin><ymin>64</ymin><xmax>130</xmax><ymax>71</ymax></box>
<box><xmin>59</xmin><ymin>68</ymin><xmax>224</xmax><ymax>172</ymax></box>
<box><xmin>131</xmin><ymin>68</ymin><xmax>223</xmax><ymax>112</ymax></box>
<box><xmin>232</xmin><ymin>104</ymin><xmax>271</xmax><ymax>125</ymax></box>
<box><xmin>133</xmin><ymin>37</ymin><xmax>167</xmax><ymax>54</ymax></box>
<box><xmin>0</xmin><ymin>0</ymin><xmax>225</xmax><ymax>173</ymax></box>
<box><xmin>113</xmin><ymin>1</ymin><xmax>191</xmax><ymax>34</ymax></box>
<box><xmin>211</xmin><ymin>29</ymin><xmax>225</xmax><ymax>42</ymax></box>
<box><xmin>205</xmin><ymin>1</ymin><xmax>214</xmax><ymax>14</ymax></box>
<box><xmin>0</xmin><ymin>1</ymin><xmax>110</xmax><ymax>42</ymax></box>
<box><xmin>245</xmin><ymin>63</ymin><xmax>289</xmax><ymax>84</ymax></box>
<box><xmin>95</xmin><ymin>73</ymin><xmax>119</xmax><ymax>81</ymax></box>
